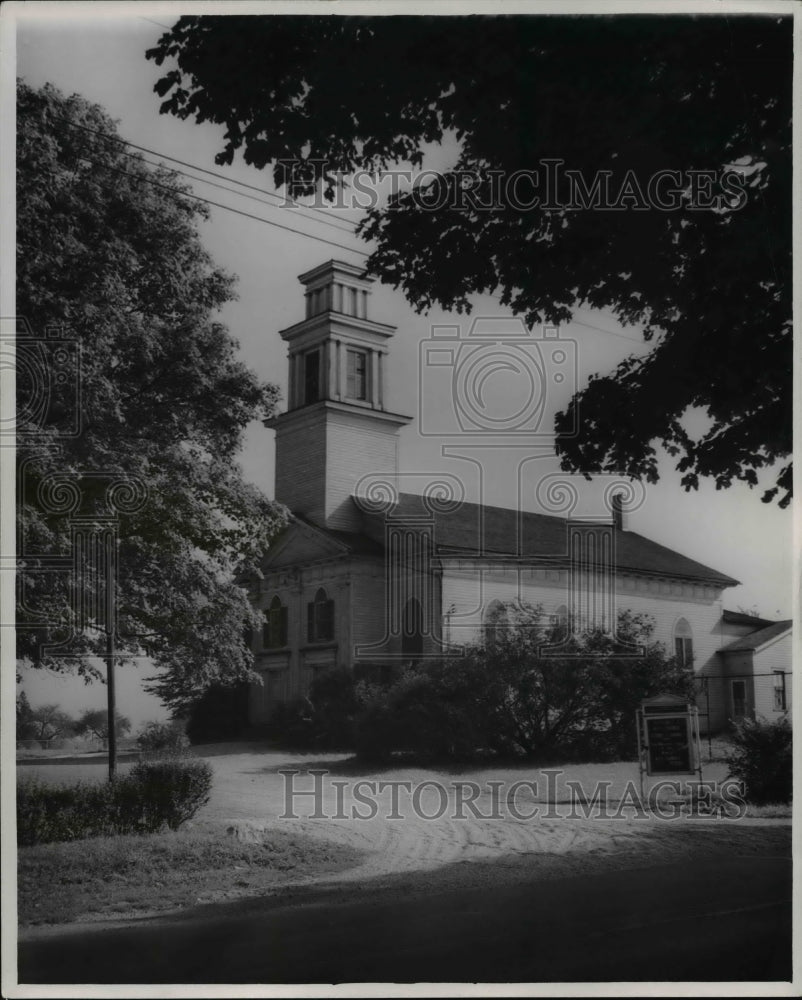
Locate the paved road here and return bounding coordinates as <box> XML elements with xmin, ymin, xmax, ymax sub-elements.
<box><xmin>18</xmin><ymin>855</ymin><xmax>791</xmax><ymax>985</ymax></box>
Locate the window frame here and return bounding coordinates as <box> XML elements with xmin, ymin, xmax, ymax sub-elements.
<box><xmin>346</xmin><ymin>348</ymin><xmax>369</xmax><ymax>401</ymax></box>
<box><xmin>303</xmin><ymin>348</ymin><xmax>321</xmax><ymax>405</ymax></box>
<box><xmin>773</xmin><ymin>670</ymin><xmax>787</xmax><ymax>711</ymax></box>
<box><xmin>673</xmin><ymin>619</ymin><xmax>694</xmax><ymax>668</ymax></box>
<box><xmin>263</xmin><ymin>595</ymin><xmax>289</xmax><ymax>650</ymax></box>
<box><xmin>483</xmin><ymin>599</ymin><xmax>508</xmax><ymax>650</ymax></box>
<box><xmin>401</xmin><ymin>596</ymin><xmax>424</xmax><ymax>662</ymax></box>
<box><xmin>307</xmin><ymin>587</ymin><xmax>335</xmax><ymax>643</ymax></box>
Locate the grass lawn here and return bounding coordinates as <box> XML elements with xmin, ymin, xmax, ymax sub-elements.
<box><xmin>18</xmin><ymin>827</ymin><xmax>363</xmax><ymax>926</ymax></box>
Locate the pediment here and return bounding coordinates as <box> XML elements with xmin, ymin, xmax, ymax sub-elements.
<box><xmin>262</xmin><ymin>519</ymin><xmax>350</xmax><ymax>568</ymax></box>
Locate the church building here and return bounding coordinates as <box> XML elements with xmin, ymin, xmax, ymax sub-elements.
<box><xmin>247</xmin><ymin>261</ymin><xmax>791</xmax><ymax>734</ymax></box>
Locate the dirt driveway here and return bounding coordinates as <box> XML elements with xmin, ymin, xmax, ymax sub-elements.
<box><xmin>176</xmin><ymin>744</ymin><xmax>785</xmax><ymax>886</ymax></box>
<box><xmin>19</xmin><ymin>744</ymin><xmax>787</xmax><ymax>890</ymax></box>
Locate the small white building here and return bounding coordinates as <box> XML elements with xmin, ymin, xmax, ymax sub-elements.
<box><xmin>247</xmin><ymin>261</ymin><xmax>791</xmax><ymax>734</ymax></box>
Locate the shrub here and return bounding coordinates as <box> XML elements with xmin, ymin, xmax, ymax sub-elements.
<box><xmin>136</xmin><ymin>719</ymin><xmax>191</xmax><ymax>757</ymax></box>
<box><xmin>17</xmin><ymin>759</ymin><xmax>214</xmax><ymax>845</ymax></box>
<box><xmin>353</xmin><ymin>658</ymin><xmax>492</xmax><ymax>762</ymax></box>
<box><xmin>128</xmin><ymin>759</ymin><xmax>213</xmax><ymax>830</ymax></box>
<box><xmin>725</xmin><ymin>715</ymin><xmax>792</xmax><ymax>805</ymax></box>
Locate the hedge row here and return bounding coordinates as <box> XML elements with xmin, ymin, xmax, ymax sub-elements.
<box><xmin>18</xmin><ymin>758</ymin><xmax>213</xmax><ymax>846</ymax></box>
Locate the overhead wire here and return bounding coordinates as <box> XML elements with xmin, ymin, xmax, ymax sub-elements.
<box><xmin>46</xmin><ymin>114</ymin><xmax>361</xmax><ymax>237</ymax></box>
<box><xmin>36</xmin><ymin>112</ymin><xmax>650</xmax><ymax>341</ymax></box>
<box><xmin>60</xmin><ymin>150</ymin><xmax>371</xmax><ymax>258</ymax></box>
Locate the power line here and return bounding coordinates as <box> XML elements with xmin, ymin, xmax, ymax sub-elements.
<box><xmin>46</xmin><ymin>113</ymin><xmax>361</xmax><ymax>236</ymax></box>
<box><xmin>57</xmin><ymin>128</ymin><xmax>360</xmax><ymax>241</ymax></box>
<box><xmin>52</xmin><ymin>156</ymin><xmax>651</xmax><ymax>338</ymax></box>
<box><xmin>63</xmin><ymin>152</ymin><xmax>371</xmax><ymax>258</ymax></box>
<box><xmin>38</xmin><ymin>115</ymin><xmax>659</xmax><ymax>342</ymax></box>
<box><xmin>138</xmin><ymin>16</ymin><xmax>174</xmax><ymax>31</ymax></box>
<box><xmin>572</xmin><ymin>317</ymin><xmax>649</xmax><ymax>344</ymax></box>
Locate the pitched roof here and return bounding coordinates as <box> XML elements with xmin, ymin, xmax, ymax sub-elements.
<box><xmin>720</xmin><ymin>620</ymin><xmax>792</xmax><ymax>653</ymax></box>
<box><xmin>286</xmin><ymin>515</ymin><xmax>385</xmax><ymax>558</ymax></box>
<box><xmin>722</xmin><ymin>609</ymin><xmax>776</xmax><ymax>628</ymax></box>
<box><xmin>353</xmin><ymin>492</ymin><xmax>739</xmax><ymax>587</ymax></box>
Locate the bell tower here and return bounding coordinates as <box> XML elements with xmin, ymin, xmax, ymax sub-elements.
<box><xmin>267</xmin><ymin>260</ymin><xmax>412</xmax><ymax>531</ymax></box>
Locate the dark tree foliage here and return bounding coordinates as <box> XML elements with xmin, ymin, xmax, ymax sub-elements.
<box><xmin>147</xmin><ymin>14</ymin><xmax>791</xmax><ymax>506</ymax></box>
<box><xmin>17</xmin><ymin>82</ymin><xmax>286</xmax><ymax>712</ymax></box>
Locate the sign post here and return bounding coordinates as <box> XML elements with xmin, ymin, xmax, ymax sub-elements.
<box><xmin>636</xmin><ymin>693</ymin><xmax>703</xmax><ymax>803</ymax></box>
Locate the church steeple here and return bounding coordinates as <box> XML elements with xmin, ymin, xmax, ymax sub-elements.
<box><xmin>283</xmin><ymin>260</ymin><xmax>389</xmax><ymax>412</ymax></box>
<box><xmin>267</xmin><ymin>261</ymin><xmax>412</xmax><ymax>531</ymax></box>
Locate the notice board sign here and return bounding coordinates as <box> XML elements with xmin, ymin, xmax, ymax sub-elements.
<box><xmin>644</xmin><ymin>713</ymin><xmax>694</xmax><ymax>775</ymax></box>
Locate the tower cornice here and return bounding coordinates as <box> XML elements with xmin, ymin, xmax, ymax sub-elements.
<box><xmin>265</xmin><ymin>398</ymin><xmax>412</xmax><ymax>431</ymax></box>
<box><xmin>278</xmin><ymin>311</ymin><xmax>397</xmax><ymax>344</ymax></box>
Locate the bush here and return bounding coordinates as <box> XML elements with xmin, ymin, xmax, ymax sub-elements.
<box><xmin>725</xmin><ymin>716</ymin><xmax>792</xmax><ymax>805</ymax></box>
<box><xmin>136</xmin><ymin>719</ymin><xmax>191</xmax><ymax>757</ymax></box>
<box><xmin>259</xmin><ymin>607</ymin><xmax>688</xmax><ymax>764</ymax></box>
<box><xmin>353</xmin><ymin>658</ymin><xmax>493</xmax><ymax>762</ymax></box>
<box><xmin>128</xmin><ymin>759</ymin><xmax>213</xmax><ymax>830</ymax></box>
<box><xmin>17</xmin><ymin>759</ymin><xmax>214</xmax><ymax>845</ymax></box>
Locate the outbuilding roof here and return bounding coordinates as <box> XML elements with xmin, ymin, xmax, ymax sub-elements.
<box><xmin>720</xmin><ymin>619</ymin><xmax>792</xmax><ymax>653</ymax></box>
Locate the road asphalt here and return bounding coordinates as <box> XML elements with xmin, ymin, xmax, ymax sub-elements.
<box><xmin>17</xmin><ymin>853</ymin><xmax>791</xmax><ymax>985</ymax></box>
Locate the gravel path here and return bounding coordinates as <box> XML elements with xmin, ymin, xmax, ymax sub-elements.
<box><xmin>189</xmin><ymin>746</ymin><xmax>787</xmax><ymax>886</ymax></box>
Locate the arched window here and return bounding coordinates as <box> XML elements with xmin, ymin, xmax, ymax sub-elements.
<box><xmin>401</xmin><ymin>597</ymin><xmax>424</xmax><ymax>662</ymax></box>
<box><xmin>307</xmin><ymin>587</ymin><xmax>334</xmax><ymax>643</ymax></box>
<box><xmin>263</xmin><ymin>594</ymin><xmax>288</xmax><ymax>649</ymax></box>
<box><xmin>550</xmin><ymin>604</ymin><xmax>569</xmax><ymax>635</ymax></box>
<box><xmin>484</xmin><ymin>599</ymin><xmax>508</xmax><ymax>649</ymax></box>
<box><xmin>673</xmin><ymin>618</ymin><xmax>693</xmax><ymax>667</ymax></box>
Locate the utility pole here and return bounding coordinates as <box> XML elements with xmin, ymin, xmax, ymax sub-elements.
<box><xmin>106</xmin><ymin>625</ymin><xmax>116</xmax><ymax>782</ymax></box>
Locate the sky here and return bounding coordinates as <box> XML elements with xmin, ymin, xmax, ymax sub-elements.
<box><xmin>10</xmin><ymin>6</ymin><xmax>794</xmax><ymax>727</ymax></box>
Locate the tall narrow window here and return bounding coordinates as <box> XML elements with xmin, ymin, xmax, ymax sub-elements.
<box><xmin>347</xmin><ymin>349</ymin><xmax>368</xmax><ymax>400</ymax></box>
<box><xmin>304</xmin><ymin>349</ymin><xmax>320</xmax><ymax>404</ymax></box>
<box><xmin>484</xmin><ymin>599</ymin><xmax>508</xmax><ymax>650</ymax></box>
<box><xmin>550</xmin><ymin>605</ymin><xmax>569</xmax><ymax>636</ymax></box>
<box><xmin>307</xmin><ymin>587</ymin><xmax>335</xmax><ymax>643</ymax></box>
<box><xmin>263</xmin><ymin>595</ymin><xmax>288</xmax><ymax>649</ymax></box>
<box><xmin>401</xmin><ymin>597</ymin><xmax>424</xmax><ymax>662</ymax></box>
<box><xmin>673</xmin><ymin>618</ymin><xmax>693</xmax><ymax>667</ymax></box>
<box><xmin>773</xmin><ymin>671</ymin><xmax>787</xmax><ymax>711</ymax></box>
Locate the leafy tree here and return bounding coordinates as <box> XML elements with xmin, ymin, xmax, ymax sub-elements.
<box><xmin>74</xmin><ymin>709</ymin><xmax>132</xmax><ymax>744</ymax></box>
<box><xmin>16</xmin><ymin>691</ymin><xmax>35</xmax><ymax>739</ymax></box>
<box><xmin>17</xmin><ymin>700</ymin><xmax>76</xmax><ymax>745</ymax></box>
<box><xmin>16</xmin><ymin>82</ymin><xmax>287</xmax><ymax>712</ymax></box>
<box><xmin>474</xmin><ymin>604</ymin><xmax>694</xmax><ymax>758</ymax></box>
<box><xmin>136</xmin><ymin>718</ymin><xmax>191</xmax><ymax>756</ymax></box>
<box><xmin>306</xmin><ymin>606</ymin><xmax>692</xmax><ymax>761</ymax></box>
<box><xmin>147</xmin><ymin>14</ymin><xmax>792</xmax><ymax>506</ymax></box>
